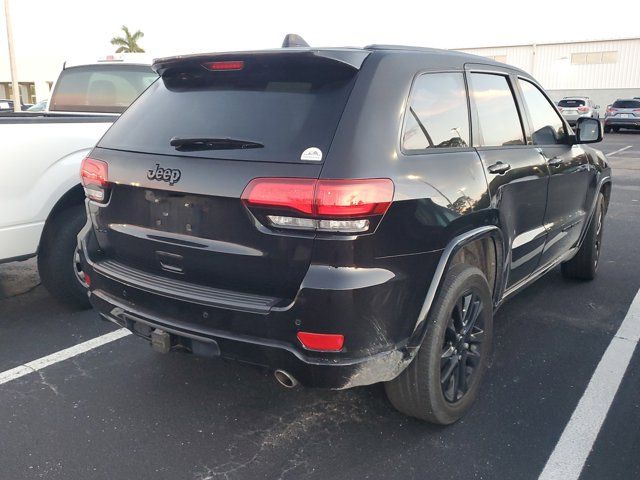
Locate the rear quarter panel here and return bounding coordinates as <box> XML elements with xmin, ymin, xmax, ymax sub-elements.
<box><xmin>0</xmin><ymin>119</ymin><xmax>113</xmax><ymax>259</ymax></box>
<box><xmin>314</xmin><ymin>52</ymin><xmax>493</xmax><ymax>348</ymax></box>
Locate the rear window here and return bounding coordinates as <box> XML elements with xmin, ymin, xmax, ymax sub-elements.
<box><xmin>98</xmin><ymin>55</ymin><xmax>360</xmax><ymax>162</ymax></box>
<box><xmin>558</xmin><ymin>99</ymin><xmax>586</xmax><ymax>107</ymax></box>
<box><xmin>402</xmin><ymin>72</ymin><xmax>470</xmax><ymax>151</ymax></box>
<box><xmin>50</xmin><ymin>64</ymin><xmax>157</xmax><ymax>113</ymax></box>
<box><xmin>612</xmin><ymin>100</ymin><xmax>640</xmax><ymax>109</ymax></box>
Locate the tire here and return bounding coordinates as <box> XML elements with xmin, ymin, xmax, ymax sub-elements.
<box><xmin>561</xmin><ymin>192</ymin><xmax>605</xmax><ymax>281</ymax></box>
<box><xmin>613</xmin><ymin>127</ymin><xmax>620</xmax><ymax>133</ymax></box>
<box><xmin>604</xmin><ymin>126</ymin><xmax>611</xmax><ymax>133</ymax></box>
<box><xmin>385</xmin><ymin>264</ymin><xmax>493</xmax><ymax>424</ymax></box>
<box><xmin>38</xmin><ymin>205</ymin><xmax>91</xmax><ymax>309</ymax></box>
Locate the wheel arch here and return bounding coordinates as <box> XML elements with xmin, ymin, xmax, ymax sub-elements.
<box><xmin>600</xmin><ymin>179</ymin><xmax>612</xmax><ymax>215</ymax></box>
<box><xmin>407</xmin><ymin>225</ymin><xmax>505</xmax><ymax>351</ymax></box>
<box><xmin>38</xmin><ymin>184</ymin><xmax>85</xmax><ymax>253</ymax></box>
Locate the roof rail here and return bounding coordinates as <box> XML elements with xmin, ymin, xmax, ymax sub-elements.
<box><xmin>282</xmin><ymin>34</ymin><xmax>309</xmax><ymax>48</ymax></box>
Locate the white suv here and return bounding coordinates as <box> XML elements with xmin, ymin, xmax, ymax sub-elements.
<box><xmin>557</xmin><ymin>97</ymin><xmax>600</xmax><ymax>126</ymax></box>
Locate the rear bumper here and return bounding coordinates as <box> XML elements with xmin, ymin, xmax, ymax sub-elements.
<box><xmin>604</xmin><ymin>117</ymin><xmax>640</xmax><ymax>128</ymax></box>
<box><xmin>79</xmin><ymin>227</ymin><xmax>434</xmax><ymax>389</ymax></box>
<box><xmin>89</xmin><ymin>288</ymin><xmax>411</xmax><ymax>389</ymax></box>
<box><xmin>562</xmin><ymin>113</ymin><xmax>593</xmax><ymax>125</ymax></box>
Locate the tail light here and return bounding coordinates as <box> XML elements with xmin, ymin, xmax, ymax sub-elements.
<box><xmin>80</xmin><ymin>157</ymin><xmax>110</xmax><ymax>203</ymax></box>
<box><xmin>557</xmin><ymin>107</ymin><xmax>563</xmax><ymax>112</ymax></box>
<box><xmin>242</xmin><ymin>178</ymin><xmax>394</xmax><ymax>234</ymax></box>
<box><xmin>577</xmin><ymin>106</ymin><xmax>589</xmax><ymax>113</ymax></box>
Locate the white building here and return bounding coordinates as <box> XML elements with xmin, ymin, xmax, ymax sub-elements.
<box><xmin>0</xmin><ymin>50</ymin><xmax>59</xmax><ymax>105</ymax></box>
<box><xmin>455</xmin><ymin>37</ymin><xmax>640</xmax><ymax>109</ymax></box>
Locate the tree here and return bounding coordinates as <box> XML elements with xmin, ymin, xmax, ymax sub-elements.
<box><xmin>110</xmin><ymin>26</ymin><xmax>145</xmax><ymax>53</ymax></box>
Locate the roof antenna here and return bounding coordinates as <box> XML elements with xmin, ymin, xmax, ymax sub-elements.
<box><xmin>282</xmin><ymin>34</ymin><xmax>309</xmax><ymax>48</ymax></box>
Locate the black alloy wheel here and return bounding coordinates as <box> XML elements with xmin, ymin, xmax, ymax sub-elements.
<box><xmin>440</xmin><ymin>291</ymin><xmax>485</xmax><ymax>403</ymax></box>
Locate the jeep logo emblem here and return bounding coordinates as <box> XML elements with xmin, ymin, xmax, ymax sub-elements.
<box><xmin>147</xmin><ymin>164</ymin><xmax>181</xmax><ymax>186</ymax></box>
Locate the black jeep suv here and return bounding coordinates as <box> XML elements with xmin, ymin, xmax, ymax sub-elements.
<box><xmin>79</xmin><ymin>43</ymin><xmax>611</xmax><ymax>424</ymax></box>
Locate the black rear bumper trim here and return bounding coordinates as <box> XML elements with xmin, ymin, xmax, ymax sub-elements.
<box><xmin>92</xmin><ymin>259</ymin><xmax>281</xmax><ymax>314</ymax></box>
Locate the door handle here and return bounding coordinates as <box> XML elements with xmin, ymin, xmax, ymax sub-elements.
<box><xmin>548</xmin><ymin>156</ymin><xmax>564</xmax><ymax>167</ymax></box>
<box><xmin>487</xmin><ymin>162</ymin><xmax>511</xmax><ymax>174</ymax></box>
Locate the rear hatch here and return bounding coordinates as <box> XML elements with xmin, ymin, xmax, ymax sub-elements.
<box><xmin>89</xmin><ymin>49</ymin><xmax>369</xmax><ymax>300</ymax></box>
<box><xmin>609</xmin><ymin>99</ymin><xmax>640</xmax><ymax>118</ymax></box>
<box><xmin>557</xmin><ymin>98</ymin><xmax>586</xmax><ymax>116</ymax></box>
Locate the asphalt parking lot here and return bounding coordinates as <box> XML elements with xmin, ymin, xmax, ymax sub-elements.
<box><xmin>1</xmin><ymin>132</ymin><xmax>639</xmax><ymax>480</ymax></box>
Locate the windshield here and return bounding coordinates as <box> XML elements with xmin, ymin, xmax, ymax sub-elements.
<box><xmin>558</xmin><ymin>99</ymin><xmax>586</xmax><ymax>107</ymax></box>
<box><xmin>98</xmin><ymin>55</ymin><xmax>359</xmax><ymax>162</ymax></box>
<box><xmin>50</xmin><ymin>64</ymin><xmax>157</xmax><ymax>113</ymax></box>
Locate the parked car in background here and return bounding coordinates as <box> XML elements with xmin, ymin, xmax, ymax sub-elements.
<box><xmin>605</xmin><ymin>99</ymin><xmax>640</xmax><ymax>132</ymax></box>
<box><xmin>79</xmin><ymin>41</ymin><xmax>611</xmax><ymax>424</ymax></box>
<box><xmin>26</xmin><ymin>99</ymin><xmax>48</xmax><ymax>112</ymax></box>
<box><xmin>0</xmin><ymin>54</ymin><xmax>157</xmax><ymax>307</ymax></box>
<box><xmin>557</xmin><ymin>97</ymin><xmax>599</xmax><ymax>126</ymax></box>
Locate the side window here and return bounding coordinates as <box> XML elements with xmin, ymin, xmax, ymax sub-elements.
<box><xmin>402</xmin><ymin>72</ymin><xmax>469</xmax><ymax>151</ymax></box>
<box><xmin>518</xmin><ymin>79</ymin><xmax>567</xmax><ymax>145</ymax></box>
<box><xmin>469</xmin><ymin>73</ymin><xmax>524</xmax><ymax>147</ymax></box>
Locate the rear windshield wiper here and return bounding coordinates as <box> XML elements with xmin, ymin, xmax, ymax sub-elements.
<box><xmin>170</xmin><ymin>137</ymin><xmax>264</xmax><ymax>152</ymax></box>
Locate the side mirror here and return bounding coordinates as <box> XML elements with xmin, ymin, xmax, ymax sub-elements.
<box><xmin>575</xmin><ymin>117</ymin><xmax>602</xmax><ymax>143</ymax></box>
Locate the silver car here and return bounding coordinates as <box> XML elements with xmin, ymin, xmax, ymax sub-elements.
<box><xmin>557</xmin><ymin>97</ymin><xmax>599</xmax><ymax>126</ymax></box>
<box><xmin>605</xmin><ymin>98</ymin><xmax>640</xmax><ymax>133</ymax></box>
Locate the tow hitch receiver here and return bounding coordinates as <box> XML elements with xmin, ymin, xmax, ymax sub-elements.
<box><xmin>151</xmin><ymin>329</ymin><xmax>171</xmax><ymax>354</ymax></box>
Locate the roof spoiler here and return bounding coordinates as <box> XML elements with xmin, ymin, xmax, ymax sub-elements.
<box><xmin>282</xmin><ymin>34</ymin><xmax>309</xmax><ymax>48</ymax></box>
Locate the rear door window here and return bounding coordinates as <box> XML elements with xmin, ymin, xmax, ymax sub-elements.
<box><xmin>50</xmin><ymin>64</ymin><xmax>157</xmax><ymax>113</ymax></box>
<box><xmin>402</xmin><ymin>72</ymin><xmax>470</xmax><ymax>151</ymax></box>
<box><xmin>99</xmin><ymin>55</ymin><xmax>360</xmax><ymax>163</ymax></box>
<box><xmin>518</xmin><ymin>79</ymin><xmax>567</xmax><ymax>145</ymax></box>
<box><xmin>469</xmin><ymin>73</ymin><xmax>525</xmax><ymax>147</ymax></box>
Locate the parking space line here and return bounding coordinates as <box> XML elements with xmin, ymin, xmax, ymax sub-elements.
<box><xmin>606</xmin><ymin>145</ymin><xmax>632</xmax><ymax>156</ymax></box>
<box><xmin>538</xmin><ymin>289</ymin><xmax>640</xmax><ymax>480</ymax></box>
<box><xmin>0</xmin><ymin>329</ymin><xmax>131</xmax><ymax>386</ymax></box>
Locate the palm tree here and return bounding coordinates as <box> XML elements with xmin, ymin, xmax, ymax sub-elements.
<box><xmin>110</xmin><ymin>26</ymin><xmax>145</xmax><ymax>53</ymax></box>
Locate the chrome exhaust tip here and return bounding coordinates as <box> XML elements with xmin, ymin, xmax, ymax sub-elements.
<box><xmin>274</xmin><ymin>369</ymin><xmax>299</xmax><ymax>389</ymax></box>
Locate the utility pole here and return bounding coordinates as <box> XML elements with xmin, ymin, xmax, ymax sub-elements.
<box><xmin>3</xmin><ymin>0</ymin><xmax>21</xmax><ymax>112</ymax></box>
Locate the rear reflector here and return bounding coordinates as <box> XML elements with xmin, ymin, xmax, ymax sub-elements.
<box><xmin>202</xmin><ymin>60</ymin><xmax>244</xmax><ymax>71</ymax></box>
<box><xmin>80</xmin><ymin>157</ymin><xmax>109</xmax><ymax>203</ymax></box>
<box><xmin>297</xmin><ymin>332</ymin><xmax>344</xmax><ymax>352</ymax></box>
<box><xmin>242</xmin><ymin>178</ymin><xmax>393</xmax><ymax>233</ymax></box>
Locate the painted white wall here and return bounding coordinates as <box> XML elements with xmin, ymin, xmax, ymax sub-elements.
<box><xmin>456</xmin><ymin>38</ymin><xmax>640</xmax><ymax>90</ymax></box>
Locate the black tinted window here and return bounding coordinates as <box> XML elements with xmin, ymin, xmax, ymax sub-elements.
<box><xmin>402</xmin><ymin>72</ymin><xmax>469</xmax><ymax>151</ymax></box>
<box><xmin>519</xmin><ymin>79</ymin><xmax>566</xmax><ymax>145</ymax></box>
<box><xmin>558</xmin><ymin>99</ymin><xmax>586</xmax><ymax>107</ymax></box>
<box><xmin>612</xmin><ymin>100</ymin><xmax>640</xmax><ymax>108</ymax></box>
<box><xmin>469</xmin><ymin>73</ymin><xmax>524</xmax><ymax>147</ymax></box>
<box><xmin>99</xmin><ymin>55</ymin><xmax>358</xmax><ymax>162</ymax></box>
<box><xmin>50</xmin><ymin>65</ymin><xmax>157</xmax><ymax>113</ymax></box>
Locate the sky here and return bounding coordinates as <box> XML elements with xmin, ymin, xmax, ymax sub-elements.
<box><xmin>1</xmin><ymin>0</ymin><xmax>639</xmax><ymax>81</ymax></box>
